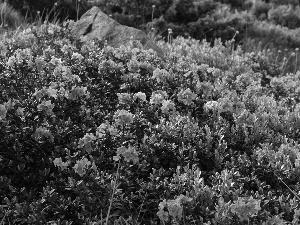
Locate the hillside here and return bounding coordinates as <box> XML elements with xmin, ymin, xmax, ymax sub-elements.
<box><xmin>0</xmin><ymin>1</ymin><xmax>300</xmax><ymax>224</ymax></box>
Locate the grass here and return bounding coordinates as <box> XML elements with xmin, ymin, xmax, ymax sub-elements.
<box><xmin>0</xmin><ymin>1</ymin><xmax>70</xmax><ymax>42</ymax></box>
<box><xmin>0</xmin><ymin>1</ymin><xmax>25</xmax><ymax>34</ymax></box>
<box><xmin>0</xmin><ymin>1</ymin><xmax>24</xmax><ymax>28</ymax></box>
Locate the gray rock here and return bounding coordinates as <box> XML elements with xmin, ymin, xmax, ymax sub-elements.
<box><xmin>71</xmin><ymin>6</ymin><xmax>164</xmax><ymax>58</ymax></box>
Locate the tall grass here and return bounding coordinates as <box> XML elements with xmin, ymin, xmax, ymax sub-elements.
<box><xmin>0</xmin><ymin>1</ymin><xmax>24</xmax><ymax>30</ymax></box>
<box><xmin>0</xmin><ymin>1</ymin><xmax>69</xmax><ymax>44</ymax></box>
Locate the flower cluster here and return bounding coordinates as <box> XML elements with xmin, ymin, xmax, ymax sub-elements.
<box><xmin>66</xmin><ymin>86</ymin><xmax>90</xmax><ymax>100</ymax></box>
<box><xmin>133</xmin><ymin>92</ymin><xmax>147</xmax><ymax>102</ymax></box>
<box><xmin>37</xmin><ymin>100</ymin><xmax>55</xmax><ymax>115</ymax></box>
<box><xmin>113</xmin><ymin>145</ymin><xmax>139</xmax><ymax>164</ymax></box>
<box><xmin>117</xmin><ymin>93</ymin><xmax>131</xmax><ymax>105</ymax></box>
<box><xmin>73</xmin><ymin>157</ymin><xmax>97</xmax><ymax>177</ymax></box>
<box><xmin>231</xmin><ymin>196</ymin><xmax>261</xmax><ymax>222</ymax></box>
<box><xmin>78</xmin><ymin>133</ymin><xmax>96</xmax><ymax>154</ymax></box>
<box><xmin>53</xmin><ymin>157</ymin><xmax>69</xmax><ymax>171</ymax></box>
<box><xmin>157</xmin><ymin>195</ymin><xmax>192</xmax><ymax>223</ymax></box>
<box><xmin>113</xmin><ymin>109</ymin><xmax>134</xmax><ymax>126</ymax></box>
<box><xmin>152</xmin><ymin>68</ymin><xmax>173</xmax><ymax>83</ymax></box>
<box><xmin>96</xmin><ymin>121</ymin><xmax>118</xmax><ymax>138</ymax></box>
<box><xmin>33</xmin><ymin>126</ymin><xmax>54</xmax><ymax>143</ymax></box>
<box><xmin>150</xmin><ymin>90</ymin><xmax>168</xmax><ymax>105</ymax></box>
<box><xmin>161</xmin><ymin>99</ymin><xmax>176</xmax><ymax>114</ymax></box>
<box><xmin>177</xmin><ymin>88</ymin><xmax>197</xmax><ymax>105</ymax></box>
<box><xmin>204</xmin><ymin>100</ymin><xmax>219</xmax><ymax>113</ymax></box>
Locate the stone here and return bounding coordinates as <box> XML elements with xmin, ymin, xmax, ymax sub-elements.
<box><xmin>71</xmin><ymin>6</ymin><xmax>164</xmax><ymax>58</ymax></box>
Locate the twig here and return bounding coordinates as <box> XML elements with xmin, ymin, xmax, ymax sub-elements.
<box><xmin>0</xmin><ymin>210</ymin><xmax>8</xmax><ymax>225</ymax></box>
<box><xmin>273</xmin><ymin>172</ymin><xmax>300</xmax><ymax>202</ymax></box>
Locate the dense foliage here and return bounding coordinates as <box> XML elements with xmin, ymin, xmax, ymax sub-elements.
<box><xmin>0</xmin><ymin>20</ymin><xmax>300</xmax><ymax>224</ymax></box>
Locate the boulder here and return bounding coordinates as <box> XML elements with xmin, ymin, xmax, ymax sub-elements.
<box><xmin>71</xmin><ymin>6</ymin><xmax>164</xmax><ymax>58</ymax></box>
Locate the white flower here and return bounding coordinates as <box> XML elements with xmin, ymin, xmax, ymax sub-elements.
<box><xmin>113</xmin><ymin>110</ymin><xmax>134</xmax><ymax>126</ymax></box>
<box><xmin>6</xmin><ymin>56</ymin><xmax>16</xmax><ymax>67</ymax></box>
<box><xmin>114</xmin><ymin>145</ymin><xmax>139</xmax><ymax>164</ymax></box>
<box><xmin>152</xmin><ymin>68</ymin><xmax>172</xmax><ymax>83</ymax></box>
<box><xmin>161</xmin><ymin>100</ymin><xmax>176</xmax><ymax>114</ymax></box>
<box><xmin>78</xmin><ymin>133</ymin><xmax>96</xmax><ymax>154</ymax></box>
<box><xmin>133</xmin><ymin>92</ymin><xmax>147</xmax><ymax>102</ymax></box>
<box><xmin>73</xmin><ymin>157</ymin><xmax>91</xmax><ymax>177</ymax></box>
<box><xmin>150</xmin><ymin>91</ymin><xmax>168</xmax><ymax>105</ymax></box>
<box><xmin>33</xmin><ymin>127</ymin><xmax>54</xmax><ymax>143</ymax></box>
<box><xmin>53</xmin><ymin>157</ymin><xmax>69</xmax><ymax>171</ymax></box>
<box><xmin>204</xmin><ymin>101</ymin><xmax>219</xmax><ymax>112</ymax></box>
<box><xmin>71</xmin><ymin>52</ymin><xmax>84</xmax><ymax>61</ymax></box>
<box><xmin>37</xmin><ymin>100</ymin><xmax>54</xmax><ymax>115</ymax></box>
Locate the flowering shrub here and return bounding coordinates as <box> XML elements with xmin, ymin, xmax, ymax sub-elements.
<box><xmin>0</xmin><ymin>20</ymin><xmax>300</xmax><ymax>225</ymax></box>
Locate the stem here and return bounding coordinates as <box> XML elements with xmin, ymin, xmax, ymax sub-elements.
<box><xmin>76</xmin><ymin>0</ymin><xmax>80</xmax><ymax>21</ymax></box>
<box><xmin>275</xmin><ymin>51</ymin><xmax>280</xmax><ymax>66</ymax></box>
<box><xmin>273</xmin><ymin>172</ymin><xmax>300</xmax><ymax>201</ymax></box>
<box><xmin>136</xmin><ymin>191</ymin><xmax>148</xmax><ymax>223</ymax></box>
<box><xmin>0</xmin><ymin>1</ymin><xmax>4</xmax><ymax>28</ymax></box>
<box><xmin>295</xmin><ymin>54</ymin><xmax>298</xmax><ymax>74</ymax></box>
<box><xmin>151</xmin><ymin>8</ymin><xmax>154</xmax><ymax>28</ymax></box>
<box><xmin>105</xmin><ymin>162</ymin><xmax>120</xmax><ymax>225</ymax></box>
<box><xmin>0</xmin><ymin>210</ymin><xmax>8</xmax><ymax>225</ymax></box>
<box><xmin>183</xmin><ymin>207</ymin><xmax>186</xmax><ymax>225</ymax></box>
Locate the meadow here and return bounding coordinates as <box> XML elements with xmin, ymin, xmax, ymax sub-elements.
<box><xmin>1</xmin><ymin>0</ymin><xmax>300</xmax><ymax>224</ymax></box>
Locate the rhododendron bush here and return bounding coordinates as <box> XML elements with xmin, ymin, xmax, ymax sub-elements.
<box><xmin>1</xmin><ymin>21</ymin><xmax>300</xmax><ymax>225</ymax></box>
